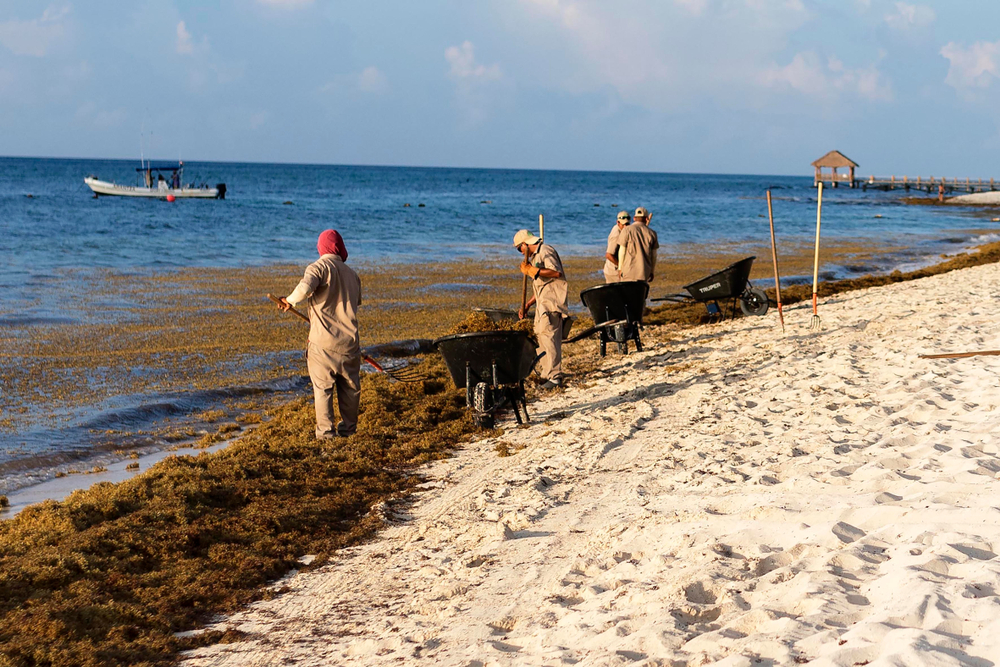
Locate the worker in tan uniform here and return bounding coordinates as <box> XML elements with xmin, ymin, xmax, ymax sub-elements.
<box><xmin>603</xmin><ymin>210</ymin><xmax>631</xmax><ymax>283</ymax></box>
<box><xmin>618</xmin><ymin>206</ymin><xmax>659</xmax><ymax>283</ymax></box>
<box><xmin>276</xmin><ymin>229</ymin><xmax>362</xmax><ymax>439</ymax></box>
<box><xmin>514</xmin><ymin>229</ymin><xmax>569</xmax><ymax>389</ymax></box>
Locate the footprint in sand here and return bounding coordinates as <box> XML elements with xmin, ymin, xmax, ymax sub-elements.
<box><xmin>831</xmin><ymin>522</ymin><xmax>866</xmax><ymax>544</ymax></box>
<box><xmin>963</xmin><ymin>582</ymin><xmax>997</xmax><ymax>599</ymax></box>
<box><xmin>683</xmin><ymin>580</ymin><xmax>718</xmax><ymax>605</ymax></box>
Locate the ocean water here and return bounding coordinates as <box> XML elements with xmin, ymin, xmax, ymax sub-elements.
<box><xmin>1</xmin><ymin>157</ymin><xmax>997</xmax><ymax>496</ymax></box>
<box><xmin>2</xmin><ymin>157</ymin><xmax>996</xmax><ymax>292</ymax></box>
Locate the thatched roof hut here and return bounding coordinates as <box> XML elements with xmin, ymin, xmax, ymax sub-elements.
<box><xmin>812</xmin><ymin>151</ymin><xmax>858</xmax><ymax>188</ymax></box>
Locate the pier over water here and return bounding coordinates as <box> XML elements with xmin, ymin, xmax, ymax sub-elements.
<box><xmin>812</xmin><ymin>150</ymin><xmax>997</xmax><ymax>194</ymax></box>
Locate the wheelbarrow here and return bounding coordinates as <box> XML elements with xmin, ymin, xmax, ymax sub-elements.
<box><xmin>433</xmin><ymin>330</ymin><xmax>542</xmax><ymax>428</ymax></box>
<box><xmin>573</xmin><ymin>280</ymin><xmax>650</xmax><ymax>357</ymax></box>
<box><xmin>651</xmin><ymin>256</ymin><xmax>768</xmax><ymax>320</ymax></box>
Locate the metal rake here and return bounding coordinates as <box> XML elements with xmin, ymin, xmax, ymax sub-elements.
<box><xmin>266</xmin><ymin>293</ymin><xmax>430</xmax><ymax>383</ymax></box>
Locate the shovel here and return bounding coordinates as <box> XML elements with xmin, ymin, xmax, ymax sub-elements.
<box><xmin>266</xmin><ymin>293</ymin><xmax>428</xmax><ymax>382</ymax></box>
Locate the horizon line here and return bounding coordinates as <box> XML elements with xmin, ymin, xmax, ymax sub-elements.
<box><xmin>0</xmin><ymin>154</ymin><xmax>807</xmax><ymax>179</ymax></box>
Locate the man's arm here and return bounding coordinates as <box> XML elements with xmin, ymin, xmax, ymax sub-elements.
<box><xmin>281</xmin><ymin>264</ymin><xmax>321</xmax><ymax>309</ymax></box>
<box><xmin>520</xmin><ymin>261</ymin><xmax>562</xmax><ymax>280</ymax></box>
<box><xmin>519</xmin><ymin>295</ymin><xmax>537</xmax><ymax>320</ymax></box>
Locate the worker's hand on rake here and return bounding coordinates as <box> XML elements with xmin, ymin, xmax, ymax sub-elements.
<box><xmin>274</xmin><ymin>296</ymin><xmax>291</xmax><ymax>312</ymax></box>
<box><xmin>518</xmin><ymin>296</ymin><xmax>536</xmax><ymax>321</ymax></box>
<box><xmin>519</xmin><ymin>261</ymin><xmax>538</xmax><ymax>278</ymax></box>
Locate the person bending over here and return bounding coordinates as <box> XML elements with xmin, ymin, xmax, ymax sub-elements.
<box><xmin>514</xmin><ymin>229</ymin><xmax>569</xmax><ymax>389</ymax></box>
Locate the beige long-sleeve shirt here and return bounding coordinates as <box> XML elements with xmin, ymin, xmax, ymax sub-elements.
<box><xmin>618</xmin><ymin>224</ymin><xmax>659</xmax><ymax>283</ymax></box>
<box><xmin>603</xmin><ymin>223</ymin><xmax>625</xmax><ymax>282</ymax></box>
<box><xmin>529</xmin><ymin>243</ymin><xmax>569</xmax><ymax>319</ymax></box>
<box><xmin>287</xmin><ymin>253</ymin><xmax>362</xmax><ymax>355</ymax></box>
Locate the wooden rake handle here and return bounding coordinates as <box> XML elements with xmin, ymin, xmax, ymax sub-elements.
<box><xmin>267</xmin><ymin>293</ymin><xmax>309</xmax><ymax>324</ymax></box>
<box><xmin>520</xmin><ymin>246</ymin><xmax>530</xmax><ymax>317</ymax></box>
<box><xmin>266</xmin><ymin>293</ymin><xmax>424</xmax><ymax>381</ymax></box>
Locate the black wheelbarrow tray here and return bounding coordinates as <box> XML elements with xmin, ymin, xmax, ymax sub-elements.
<box><xmin>569</xmin><ymin>280</ymin><xmax>649</xmax><ymax>356</ymax></box>
<box><xmin>433</xmin><ymin>330</ymin><xmax>542</xmax><ymax>427</ymax></box>
<box><xmin>650</xmin><ymin>256</ymin><xmax>768</xmax><ymax>319</ymax></box>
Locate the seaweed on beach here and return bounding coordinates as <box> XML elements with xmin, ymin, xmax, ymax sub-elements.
<box><xmin>5</xmin><ymin>241</ymin><xmax>1000</xmax><ymax>666</ymax></box>
<box><xmin>445</xmin><ymin>311</ymin><xmax>535</xmax><ymax>336</ymax></box>
<box><xmin>0</xmin><ymin>356</ymin><xmax>477</xmax><ymax>667</ymax></box>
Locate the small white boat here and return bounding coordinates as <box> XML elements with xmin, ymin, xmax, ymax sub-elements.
<box><xmin>84</xmin><ymin>162</ymin><xmax>226</xmax><ymax>199</ymax></box>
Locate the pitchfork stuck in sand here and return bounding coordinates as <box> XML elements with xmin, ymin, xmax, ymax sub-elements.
<box><xmin>266</xmin><ymin>293</ymin><xmax>428</xmax><ymax>383</ymax></box>
<box><xmin>810</xmin><ymin>182</ymin><xmax>824</xmax><ymax>330</ymax></box>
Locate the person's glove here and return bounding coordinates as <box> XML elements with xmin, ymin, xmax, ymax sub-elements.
<box><xmin>520</xmin><ymin>261</ymin><xmax>537</xmax><ymax>277</ymax></box>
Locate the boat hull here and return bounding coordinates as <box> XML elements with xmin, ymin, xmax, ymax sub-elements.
<box><xmin>84</xmin><ymin>177</ymin><xmax>222</xmax><ymax>199</ymax></box>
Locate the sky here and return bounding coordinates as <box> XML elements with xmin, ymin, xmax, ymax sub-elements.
<box><xmin>1</xmin><ymin>0</ymin><xmax>999</xmax><ymax>175</ymax></box>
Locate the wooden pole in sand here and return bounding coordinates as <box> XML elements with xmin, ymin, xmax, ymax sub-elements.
<box><xmin>766</xmin><ymin>191</ymin><xmax>784</xmax><ymax>333</ymax></box>
<box><xmin>810</xmin><ymin>182</ymin><xmax>823</xmax><ymax>330</ymax></box>
<box><xmin>539</xmin><ymin>214</ymin><xmax>544</xmax><ymax>242</ymax></box>
<box><xmin>919</xmin><ymin>350</ymin><xmax>1000</xmax><ymax>360</ymax></box>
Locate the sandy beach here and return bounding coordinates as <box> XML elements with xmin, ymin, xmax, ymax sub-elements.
<box><xmin>181</xmin><ymin>260</ymin><xmax>1000</xmax><ymax>666</ymax></box>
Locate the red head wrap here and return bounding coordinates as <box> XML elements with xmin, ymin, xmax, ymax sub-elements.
<box><xmin>317</xmin><ymin>229</ymin><xmax>348</xmax><ymax>261</ymax></box>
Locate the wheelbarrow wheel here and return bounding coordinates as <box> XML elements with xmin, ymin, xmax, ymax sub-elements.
<box><xmin>472</xmin><ymin>383</ymin><xmax>495</xmax><ymax>428</ymax></box>
<box><xmin>739</xmin><ymin>288</ymin><xmax>769</xmax><ymax>317</ymax></box>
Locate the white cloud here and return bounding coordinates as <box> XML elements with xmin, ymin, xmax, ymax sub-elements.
<box><xmin>445</xmin><ymin>41</ymin><xmax>501</xmax><ymax>80</ymax></box>
<box><xmin>358</xmin><ymin>66</ymin><xmax>387</xmax><ymax>93</ymax></box>
<box><xmin>249</xmin><ymin>111</ymin><xmax>269</xmax><ymax>129</ymax></box>
<box><xmin>75</xmin><ymin>102</ymin><xmax>127</xmax><ymax>128</ymax></box>
<box><xmin>257</xmin><ymin>0</ymin><xmax>314</xmax><ymax>7</ymax></box>
<box><xmin>941</xmin><ymin>41</ymin><xmax>1000</xmax><ymax>89</ymax></box>
<box><xmin>673</xmin><ymin>0</ymin><xmax>709</xmax><ymax>15</ymax></box>
<box><xmin>444</xmin><ymin>42</ymin><xmax>506</xmax><ymax>126</ymax></box>
<box><xmin>176</xmin><ymin>21</ymin><xmax>194</xmax><ymax>55</ymax></box>
<box><xmin>0</xmin><ymin>4</ymin><xmax>70</xmax><ymax>57</ymax></box>
<box><xmin>763</xmin><ymin>52</ymin><xmax>892</xmax><ymax>101</ymax></box>
<box><xmin>175</xmin><ymin>20</ymin><xmax>209</xmax><ymax>57</ymax></box>
<box><xmin>884</xmin><ymin>2</ymin><xmax>935</xmax><ymax>30</ymax></box>
<box><xmin>510</xmin><ymin>0</ymin><xmax>809</xmax><ymax>110</ymax></box>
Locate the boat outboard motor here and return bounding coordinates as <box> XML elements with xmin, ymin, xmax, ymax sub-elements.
<box><xmin>215</xmin><ymin>183</ymin><xmax>227</xmax><ymax>199</ymax></box>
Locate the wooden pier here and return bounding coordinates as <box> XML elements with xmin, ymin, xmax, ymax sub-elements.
<box><xmin>811</xmin><ymin>151</ymin><xmax>997</xmax><ymax>194</ymax></box>
<box><xmin>857</xmin><ymin>175</ymin><xmax>998</xmax><ymax>194</ymax></box>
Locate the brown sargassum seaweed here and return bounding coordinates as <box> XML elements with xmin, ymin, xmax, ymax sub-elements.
<box><xmin>445</xmin><ymin>311</ymin><xmax>535</xmax><ymax>336</ymax></box>
<box><xmin>4</xmin><ymin>241</ymin><xmax>1000</xmax><ymax>665</ymax></box>
<box><xmin>0</xmin><ymin>357</ymin><xmax>476</xmax><ymax>667</ymax></box>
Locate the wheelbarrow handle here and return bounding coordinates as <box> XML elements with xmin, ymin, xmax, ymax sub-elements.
<box><xmin>564</xmin><ymin>319</ymin><xmax>627</xmax><ymax>343</ymax></box>
<box><xmin>649</xmin><ymin>294</ymin><xmax>690</xmax><ymax>303</ymax></box>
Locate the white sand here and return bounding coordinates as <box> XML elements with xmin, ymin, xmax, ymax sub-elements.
<box><xmin>184</xmin><ymin>262</ymin><xmax>1000</xmax><ymax>666</ymax></box>
<box><xmin>949</xmin><ymin>191</ymin><xmax>1000</xmax><ymax>205</ymax></box>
